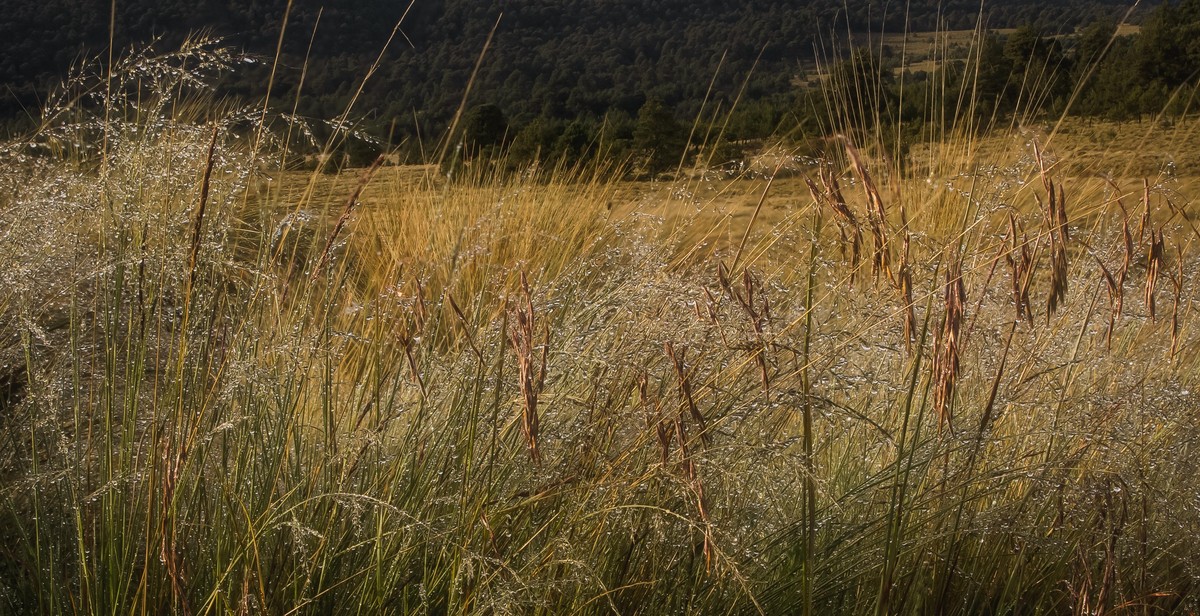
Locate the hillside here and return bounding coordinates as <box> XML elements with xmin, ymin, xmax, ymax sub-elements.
<box><xmin>0</xmin><ymin>0</ymin><xmax>1150</xmax><ymax>140</ymax></box>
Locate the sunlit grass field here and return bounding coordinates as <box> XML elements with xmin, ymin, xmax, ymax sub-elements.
<box><xmin>2</xmin><ymin>41</ymin><xmax>1200</xmax><ymax>614</ymax></box>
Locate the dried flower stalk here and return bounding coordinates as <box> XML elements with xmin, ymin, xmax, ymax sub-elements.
<box><xmin>509</xmin><ymin>272</ymin><xmax>548</xmax><ymax>463</ymax></box>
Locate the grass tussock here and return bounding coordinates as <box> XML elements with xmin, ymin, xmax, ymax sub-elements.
<box><xmin>2</xmin><ymin>41</ymin><xmax>1200</xmax><ymax>615</ymax></box>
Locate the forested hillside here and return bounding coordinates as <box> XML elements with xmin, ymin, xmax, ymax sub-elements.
<box><xmin>0</xmin><ymin>0</ymin><xmax>1148</xmax><ymax>144</ymax></box>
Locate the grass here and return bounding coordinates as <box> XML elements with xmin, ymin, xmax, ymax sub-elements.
<box><xmin>2</xmin><ymin>36</ymin><xmax>1200</xmax><ymax>615</ymax></box>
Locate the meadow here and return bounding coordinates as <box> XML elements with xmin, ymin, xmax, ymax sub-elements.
<box><xmin>2</xmin><ymin>40</ymin><xmax>1200</xmax><ymax>615</ymax></box>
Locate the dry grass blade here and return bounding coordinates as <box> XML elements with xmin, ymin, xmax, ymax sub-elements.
<box><xmin>1170</xmin><ymin>244</ymin><xmax>1184</xmax><ymax>359</ymax></box>
<box><xmin>1146</xmin><ymin>229</ymin><xmax>1164</xmax><ymax>323</ymax></box>
<box><xmin>671</xmin><ymin>411</ymin><xmax>714</xmax><ymax>571</ymax></box>
<box><xmin>1007</xmin><ymin>214</ymin><xmax>1035</xmax><ymax>324</ymax></box>
<box><xmin>1032</xmin><ymin>143</ymin><xmax>1069</xmax><ymax>321</ymax></box>
<box><xmin>1140</xmin><ymin>178</ymin><xmax>1151</xmax><ymax>243</ymax></box>
<box><xmin>731</xmin><ymin>163</ymin><xmax>779</xmax><ymax>273</ymax></box>
<box><xmin>898</xmin><ymin>207</ymin><xmax>916</xmax><ymax>354</ymax></box>
<box><xmin>1057</xmin><ymin>184</ymin><xmax>1070</xmax><ymax>243</ymax></box>
<box><xmin>1041</xmin><ymin>181</ymin><xmax>1070</xmax><ymax>320</ymax></box>
<box><xmin>1096</xmin><ymin>257</ymin><xmax>1119</xmax><ymax>350</ymax></box>
<box><xmin>964</xmin><ymin>239</ymin><xmax>1006</xmax><ymax>350</ymax></box>
<box><xmin>692</xmin><ymin>460</ymin><xmax>713</xmax><ymax>572</ymax></box>
<box><xmin>657</xmin><ymin>375</ymin><xmax>713</xmax><ymax>572</ymax></box>
<box><xmin>159</xmin><ymin>440</ymin><xmax>193</xmax><ymax>616</ymax></box>
<box><xmin>1048</xmin><ymin>201</ymin><xmax>1068</xmax><ymax>318</ymax></box>
<box><xmin>664</xmin><ymin>341</ymin><xmax>710</xmax><ymax>448</ymax></box>
<box><xmin>413</xmin><ymin>278</ymin><xmax>428</xmax><ymax>332</ymax></box>
<box><xmin>1102</xmin><ymin>178</ymin><xmax>1133</xmax><ymax>319</ymax></box>
<box><xmin>932</xmin><ymin>250</ymin><xmax>965</xmax><ymax>434</ymax></box>
<box><xmin>716</xmin><ymin>260</ymin><xmax>733</xmax><ymax>295</ymax></box>
<box><xmin>807</xmin><ymin>170</ymin><xmax>863</xmax><ymax>287</ymax></box>
<box><xmin>844</xmin><ymin>139</ymin><xmax>893</xmax><ymax>284</ymax></box>
<box><xmin>726</xmin><ymin>269</ymin><xmax>772</xmax><ymax>399</ymax></box>
<box><xmin>157</xmin><ymin>120</ymin><xmax>218</xmax><ymax>611</ymax></box>
<box><xmin>1119</xmin><ymin>200</ymin><xmax>1133</xmax><ymax>317</ymax></box>
<box><xmin>509</xmin><ymin>272</ymin><xmax>547</xmax><ymax>463</ymax></box>
<box><xmin>978</xmin><ymin>322</ymin><xmax>1016</xmax><ymax>441</ymax></box>
<box><xmin>639</xmin><ymin>372</ymin><xmax>672</xmax><ymax>466</ymax></box>
<box><xmin>310</xmin><ymin>153</ymin><xmax>385</xmax><ymax>280</ymax></box>
<box><xmin>400</xmin><ymin>334</ymin><xmax>427</xmax><ymax>400</ymax></box>
<box><xmin>1096</xmin><ymin>183</ymin><xmax>1130</xmax><ymax>349</ymax></box>
<box><xmin>187</xmin><ymin>125</ymin><xmax>220</xmax><ymax>292</ymax></box>
<box><xmin>843</xmin><ymin>138</ymin><xmax>887</xmax><ymax>226</ymax></box>
<box><xmin>448</xmin><ymin>293</ymin><xmax>484</xmax><ymax>363</ymax></box>
<box><xmin>700</xmin><ymin>285</ymin><xmax>732</xmax><ymax>347</ymax></box>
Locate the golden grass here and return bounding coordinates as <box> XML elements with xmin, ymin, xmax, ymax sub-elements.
<box><xmin>4</xmin><ymin>41</ymin><xmax>1200</xmax><ymax>614</ymax></box>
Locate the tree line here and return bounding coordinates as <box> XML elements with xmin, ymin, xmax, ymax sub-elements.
<box><xmin>1</xmin><ymin>0</ymin><xmax>1190</xmax><ymax>172</ymax></box>
<box><xmin>445</xmin><ymin>0</ymin><xmax>1200</xmax><ymax>176</ymax></box>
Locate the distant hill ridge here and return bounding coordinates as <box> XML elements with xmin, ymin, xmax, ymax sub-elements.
<box><xmin>0</xmin><ymin>0</ymin><xmax>1153</xmax><ymax>137</ymax></box>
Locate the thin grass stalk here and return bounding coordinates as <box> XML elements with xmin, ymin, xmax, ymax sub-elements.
<box><xmin>156</xmin><ymin>123</ymin><xmax>222</xmax><ymax>616</ymax></box>
<box><xmin>877</xmin><ymin>273</ymin><xmax>938</xmax><ymax>616</ymax></box>
<box><xmin>251</xmin><ymin>0</ymin><xmax>294</xmax><ymax>154</ymax></box>
<box><xmin>1041</xmin><ymin>266</ymin><xmax>1106</xmax><ymax>480</ymax></box>
<box><xmin>730</xmin><ymin>163</ymin><xmax>781</xmax><ymax>273</ymax></box>
<box><xmin>448</xmin><ymin>293</ymin><xmax>485</xmax><ymax>364</ymax></box>
<box><xmin>485</xmin><ymin>307</ymin><xmax>509</xmax><ymax>485</ymax></box>
<box><xmin>21</xmin><ymin>326</ymin><xmax>48</xmax><ymax>611</ymax></box>
<box><xmin>434</xmin><ymin>13</ymin><xmax>503</xmax><ymax>173</ymax></box>
<box><xmin>676</xmin><ymin>50</ymin><xmax>728</xmax><ymax>175</ymax></box>
<box><xmin>310</xmin><ymin>154</ymin><xmax>385</xmax><ymax>280</ymax></box>
<box><xmin>1170</xmin><ymin>245</ymin><xmax>1184</xmax><ymax>360</ymax></box>
<box><xmin>937</xmin><ymin>321</ymin><xmax>1017</xmax><ymax>606</ymax></box>
<box><xmin>318</xmin><ymin>2</ymin><xmax>414</xmax><ymax>165</ymax></box>
<box><xmin>963</xmin><ymin>239</ymin><xmax>1006</xmax><ymax>349</ymax></box>
<box><xmin>673</xmin><ymin>409</ymin><xmax>713</xmax><ymax>571</ymax></box>
<box><xmin>799</xmin><ymin>203</ymin><xmax>822</xmax><ymax>616</ymax></box>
